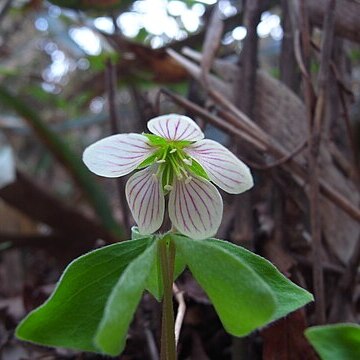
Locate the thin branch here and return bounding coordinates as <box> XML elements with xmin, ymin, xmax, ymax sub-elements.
<box><xmin>105</xmin><ymin>59</ymin><xmax>130</xmax><ymax>235</ymax></box>
<box><xmin>336</xmin><ymin>82</ymin><xmax>360</xmax><ymax>184</ymax></box>
<box><xmin>303</xmin><ymin>0</ymin><xmax>336</xmax><ymax>324</ymax></box>
<box><xmin>231</xmin><ymin>0</ymin><xmax>261</xmax><ymax>251</ymax></box>
<box><xmin>144</xmin><ymin>322</ymin><xmax>160</xmax><ymax>360</ymax></box>
<box><xmin>160</xmin><ymin>88</ymin><xmax>360</xmax><ymax>224</ymax></box>
<box><xmin>173</xmin><ymin>283</ymin><xmax>186</xmax><ymax>347</ymax></box>
<box><xmin>237</xmin><ymin>0</ymin><xmax>262</xmax><ymax>117</ymax></box>
<box><xmin>251</xmin><ymin>139</ymin><xmax>307</xmax><ymax>170</ymax></box>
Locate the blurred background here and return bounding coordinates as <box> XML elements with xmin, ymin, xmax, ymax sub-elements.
<box><xmin>0</xmin><ymin>0</ymin><xmax>359</xmax><ymax>359</ymax></box>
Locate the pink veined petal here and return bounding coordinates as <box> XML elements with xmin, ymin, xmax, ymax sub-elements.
<box><xmin>168</xmin><ymin>176</ymin><xmax>223</xmax><ymax>240</ymax></box>
<box><xmin>125</xmin><ymin>166</ymin><xmax>165</xmax><ymax>235</ymax></box>
<box><xmin>185</xmin><ymin>139</ymin><xmax>254</xmax><ymax>194</ymax></box>
<box><xmin>147</xmin><ymin>114</ymin><xmax>204</xmax><ymax>142</ymax></box>
<box><xmin>83</xmin><ymin>133</ymin><xmax>155</xmax><ymax>178</ymax></box>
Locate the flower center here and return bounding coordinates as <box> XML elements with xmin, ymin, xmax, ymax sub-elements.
<box><xmin>143</xmin><ymin>134</ymin><xmax>209</xmax><ymax>192</ymax></box>
<box><xmin>155</xmin><ymin>143</ymin><xmax>194</xmax><ymax>191</ymax></box>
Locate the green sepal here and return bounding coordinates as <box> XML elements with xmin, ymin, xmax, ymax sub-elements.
<box><xmin>15</xmin><ymin>237</ymin><xmax>154</xmax><ymax>355</ymax></box>
<box><xmin>305</xmin><ymin>323</ymin><xmax>360</xmax><ymax>360</ymax></box>
<box><xmin>188</xmin><ymin>158</ymin><xmax>210</xmax><ymax>180</ymax></box>
<box><xmin>137</xmin><ymin>152</ymin><xmax>159</xmax><ymax>169</ymax></box>
<box><xmin>144</xmin><ymin>133</ymin><xmax>168</xmax><ymax>147</ymax></box>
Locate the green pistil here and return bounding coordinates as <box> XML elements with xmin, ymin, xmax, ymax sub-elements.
<box><xmin>141</xmin><ymin>136</ymin><xmax>204</xmax><ymax>192</ymax></box>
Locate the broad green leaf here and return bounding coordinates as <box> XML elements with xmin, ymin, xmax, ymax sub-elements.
<box><xmin>208</xmin><ymin>238</ymin><xmax>313</xmax><ymax>321</ymax></box>
<box><xmin>0</xmin><ymin>87</ymin><xmax>123</xmax><ymax>239</ymax></box>
<box><xmin>95</xmin><ymin>239</ymin><xmax>157</xmax><ymax>355</ymax></box>
<box><xmin>16</xmin><ymin>237</ymin><xmax>151</xmax><ymax>353</ymax></box>
<box><xmin>305</xmin><ymin>323</ymin><xmax>360</xmax><ymax>360</ymax></box>
<box><xmin>173</xmin><ymin>235</ymin><xmax>276</xmax><ymax>336</ymax></box>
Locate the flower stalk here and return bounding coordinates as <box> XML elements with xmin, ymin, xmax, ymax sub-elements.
<box><xmin>159</xmin><ymin>236</ymin><xmax>176</xmax><ymax>360</ymax></box>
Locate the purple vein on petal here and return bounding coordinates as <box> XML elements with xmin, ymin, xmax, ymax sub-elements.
<box><xmin>127</xmin><ymin>171</ymin><xmax>150</xmax><ymax>199</ymax></box>
<box><xmin>141</xmin><ymin>181</ymin><xmax>155</xmax><ymax>227</ymax></box>
<box><xmin>166</xmin><ymin>118</ymin><xmax>171</xmax><ymax>139</ymax></box>
<box><xmin>183</xmin><ymin>181</ymin><xmax>206</xmax><ymax>231</ymax></box>
<box><xmin>174</xmin><ymin>118</ymin><xmax>180</xmax><ymax>138</ymax></box>
<box><xmin>174</xmin><ymin>181</ymin><xmax>190</xmax><ymax>232</ymax></box>
<box><xmin>177</xmin><ymin>123</ymin><xmax>190</xmax><ymax>140</ymax></box>
<box><xmin>181</xmin><ymin>181</ymin><xmax>200</xmax><ymax>233</ymax></box>
<box><xmin>187</xmin><ymin>180</ymin><xmax>213</xmax><ymax>228</ymax></box>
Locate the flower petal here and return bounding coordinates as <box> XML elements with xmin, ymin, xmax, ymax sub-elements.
<box><xmin>83</xmin><ymin>134</ymin><xmax>155</xmax><ymax>178</ymax></box>
<box><xmin>125</xmin><ymin>166</ymin><xmax>165</xmax><ymax>235</ymax></box>
<box><xmin>168</xmin><ymin>176</ymin><xmax>223</xmax><ymax>240</ymax></box>
<box><xmin>147</xmin><ymin>114</ymin><xmax>204</xmax><ymax>142</ymax></box>
<box><xmin>185</xmin><ymin>139</ymin><xmax>254</xmax><ymax>194</ymax></box>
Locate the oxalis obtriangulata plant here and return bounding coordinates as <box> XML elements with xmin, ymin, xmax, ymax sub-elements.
<box><xmin>16</xmin><ymin>114</ymin><xmax>313</xmax><ymax>359</ymax></box>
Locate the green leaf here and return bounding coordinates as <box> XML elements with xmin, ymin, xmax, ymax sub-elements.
<box><xmin>208</xmin><ymin>238</ymin><xmax>313</xmax><ymax>321</ymax></box>
<box><xmin>95</xmin><ymin>239</ymin><xmax>157</xmax><ymax>355</ymax></box>
<box><xmin>305</xmin><ymin>323</ymin><xmax>360</xmax><ymax>360</ymax></box>
<box><xmin>16</xmin><ymin>237</ymin><xmax>151</xmax><ymax>353</ymax></box>
<box><xmin>0</xmin><ymin>86</ymin><xmax>123</xmax><ymax>239</ymax></box>
<box><xmin>173</xmin><ymin>235</ymin><xmax>276</xmax><ymax>336</ymax></box>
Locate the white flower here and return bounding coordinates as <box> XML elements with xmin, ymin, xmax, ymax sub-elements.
<box><xmin>83</xmin><ymin>114</ymin><xmax>253</xmax><ymax>239</ymax></box>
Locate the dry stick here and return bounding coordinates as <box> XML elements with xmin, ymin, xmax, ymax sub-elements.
<box><xmin>166</xmin><ymin>49</ymin><xmax>268</xmax><ymax>146</ymax></box>
<box><xmin>280</xmin><ymin>0</ymin><xmax>300</xmax><ymax>90</ymax></box>
<box><xmin>218</xmin><ymin>109</ymin><xmax>307</xmax><ymax>170</ymax></box>
<box><xmin>160</xmin><ymin>88</ymin><xmax>266</xmax><ymax>151</ymax></box>
<box><xmin>337</xmin><ymin>82</ymin><xmax>360</xmax><ymax>184</ymax></box>
<box><xmin>200</xmin><ymin>4</ymin><xmax>224</xmax><ymax>86</ymax></box>
<box><xmin>172</xmin><ymin>283</ymin><xmax>186</xmax><ymax>347</ymax></box>
<box><xmin>234</xmin><ymin>0</ymin><xmax>261</xmax><ymax>254</ymax></box>
<box><xmin>311</xmin><ymin>39</ymin><xmax>359</xmax><ymax>182</ymax></box>
<box><xmin>144</xmin><ymin>322</ymin><xmax>160</xmax><ymax>360</ymax></box>
<box><xmin>164</xmin><ymin>49</ymin><xmax>360</xmax><ymax>221</ymax></box>
<box><xmin>232</xmin><ymin>2</ymin><xmax>261</xmax><ymax>356</ymax></box>
<box><xmin>250</xmin><ymin>140</ymin><xmax>308</xmax><ymax>170</ymax></box>
<box><xmin>302</xmin><ymin>0</ymin><xmax>336</xmax><ymax>324</ymax></box>
<box><xmin>312</xmin><ymin>0</ymin><xmax>336</xmax><ymax>325</ymax></box>
<box><xmin>105</xmin><ymin>59</ymin><xmax>131</xmax><ymax>235</ymax></box>
<box><xmin>160</xmin><ymin>88</ymin><xmax>360</xmax><ymax>224</ymax></box>
<box><xmin>237</xmin><ymin>0</ymin><xmax>261</xmax><ymax>117</ymax></box>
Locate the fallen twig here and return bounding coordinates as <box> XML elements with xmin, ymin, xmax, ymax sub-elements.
<box><xmin>173</xmin><ymin>283</ymin><xmax>186</xmax><ymax>347</ymax></box>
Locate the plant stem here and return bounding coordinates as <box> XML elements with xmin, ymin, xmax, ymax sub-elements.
<box><xmin>159</xmin><ymin>236</ymin><xmax>176</xmax><ymax>360</ymax></box>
